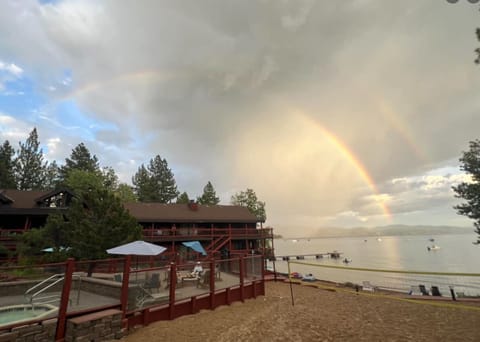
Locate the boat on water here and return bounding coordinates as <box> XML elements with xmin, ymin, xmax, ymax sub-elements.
<box><xmin>427</xmin><ymin>245</ymin><xmax>441</xmax><ymax>251</ymax></box>
<box><xmin>302</xmin><ymin>273</ymin><xmax>316</xmax><ymax>282</ymax></box>
<box><xmin>376</xmin><ymin>237</ymin><xmax>382</xmax><ymax>242</ymax></box>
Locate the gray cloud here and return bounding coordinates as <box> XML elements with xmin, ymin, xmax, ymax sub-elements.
<box><xmin>0</xmin><ymin>0</ymin><xmax>478</xmax><ymax>235</ymax></box>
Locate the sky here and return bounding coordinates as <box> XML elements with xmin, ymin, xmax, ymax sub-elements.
<box><xmin>0</xmin><ymin>0</ymin><xmax>479</xmax><ymax>236</ymax></box>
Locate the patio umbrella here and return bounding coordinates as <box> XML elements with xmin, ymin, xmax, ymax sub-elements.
<box><xmin>182</xmin><ymin>241</ymin><xmax>207</xmax><ymax>256</ymax></box>
<box><xmin>107</xmin><ymin>240</ymin><xmax>167</xmax><ymax>280</ymax></box>
<box><xmin>106</xmin><ymin>240</ymin><xmax>166</xmax><ymax>256</ymax></box>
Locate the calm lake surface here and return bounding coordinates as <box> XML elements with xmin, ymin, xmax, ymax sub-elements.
<box><xmin>267</xmin><ymin>234</ymin><xmax>480</xmax><ymax>296</ymax></box>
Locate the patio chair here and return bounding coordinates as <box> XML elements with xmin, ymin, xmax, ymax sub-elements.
<box><xmin>362</xmin><ymin>281</ymin><xmax>376</xmax><ymax>292</ymax></box>
<box><xmin>431</xmin><ymin>286</ymin><xmax>442</xmax><ymax>297</ymax></box>
<box><xmin>143</xmin><ymin>273</ymin><xmax>161</xmax><ymax>293</ymax></box>
<box><xmin>197</xmin><ymin>269</ymin><xmax>211</xmax><ymax>289</ymax></box>
<box><xmin>419</xmin><ymin>284</ymin><xmax>429</xmax><ymax>296</ymax></box>
<box><xmin>135</xmin><ymin>285</ymin><xmax>169</xmax><ymax>308</ymax></box>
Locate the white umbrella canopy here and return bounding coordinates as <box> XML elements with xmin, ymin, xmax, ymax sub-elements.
<box><xmin>106</xmin><ymin>240</ymin><xmax>166</xmax><ymax>256</ymax></box>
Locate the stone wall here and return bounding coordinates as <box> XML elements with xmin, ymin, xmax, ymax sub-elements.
<box><xmin>65</xmin><ymin>309</ymin><xmax>124</xmax><ymax>341</ymax></box>
<box><xmin>0</xmin><ymin>318</ymin><xmax>57</xmax><ymax>342</ymax></box>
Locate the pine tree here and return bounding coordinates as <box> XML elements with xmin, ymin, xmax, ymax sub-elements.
<box><xmin>14</xmin><ymin>128</ymin><xmax>47</xmax><ymax>190</ymax></box>
<box><xmin>59</xmin><ymin>143</ymin><xmax>100</xmax><ymax>181</ymax></box>
<box><xmin>197</xmin><ymin>181</ymin><xmax>220</xmax><ymax>205</ymax></box>
<box><xmin>132</xmin><ymin>164</ymin><xmax>157</xmax><ymax>202</ymax></box>
<box><xmin>147</xmin><ymin>155</ymin><xmax>179</xmax><ymax>203</ymax></box>
<box><xmin>176</xmin><ymin>192</ymin><xmax>190</xmax><ymax>204</ymax></box>
<box><xmin>231</xmin><ymin>188</ymin><xmax>266</xmax><ymax>222</ymax></box>
<box><xmin>43</xmin><ymin>160</ymin><xmax>60</xmax><ymax>190</ymax></box>
<box><xmin>0</xmin><ymin>140</ymin><xmax>17</xmax><ymax>188</ymax></box>
<box><xmin>452</xmin><ymin>139</ymin><xmax>480</xmax><ymax>244</ymax></box>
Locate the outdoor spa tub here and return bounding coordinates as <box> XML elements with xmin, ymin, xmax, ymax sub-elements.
<box><xmin>0</xmin><ymin>303</ymin><xmax>58</xmax><ymax>327</ymax></box>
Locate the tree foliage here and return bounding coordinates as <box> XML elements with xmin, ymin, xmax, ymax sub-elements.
<box><xmin>0</xmin><ymin>140</ymin><xmax>17</xmax><ymax>188</ymax></box>
<box><xmin>14</xmin><ymin>128</ymin><xmax>47</xmax><ymax>190</ymax></box>
<box><xmin>132</xmin><ymin>155</ymin><xmax>179</xmax><ymax>203</ymax></box>
<box><xmin>132</xmin><ymin>164</ymin><xmax>156</xmax><ymax>202</ymax></box>
<box><xmin>231</xmin><ymin>188</ymin><xmax>266</xmax><ymax>222</ymax></box>
<box><xmin>43</xmin><ymin>161</ymin><xmax>60</xmax><ymax>190</ymax></box>
<box><xmin>20</xmin><ymin>170</ymin><xmax>142</xmax><ymax>261</ymax></box>
<box><xmin>176</xmin><ymin>192</ymin><xmax>190</xmax><ymax>204</ymax></box>
<box><xmin>197</xmin><ymin>181</ymin><xmax>220</xmax><ymax>205</ymax></box>
<box><xmin>452</xmin><ymin>139</ymin><xmax>480</xmax><ymax>244</ymax></box>
<box><xmin>115</xmin><ymin>183</ymin><xmax>137</xmax><ymax>203</ymax></box>
<box><xmin>59</xmin><ymin>143</ymin><xmax>100</xmax><ymax>182</ymax></box>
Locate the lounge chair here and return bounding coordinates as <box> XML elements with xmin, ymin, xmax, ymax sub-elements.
<box><xmin>419</xmin><ymin>284</ymin><xmax>429</xmax><ymax>296</ymax></box>
<box><xmin>362</xmin><ymin>281</ymin><xmax>376</xmax><ymax>292</ymax></box>
<box><xmin>143</xmin><ymin>273</ymin><xmax>161</xmax><ymax>293</ymax></box>
<box><xmin>431</xmin><ymin>286</ymin><xmax>442</xmax><ymax>297</ymax></box>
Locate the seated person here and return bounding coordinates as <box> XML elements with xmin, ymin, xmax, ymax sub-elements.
<box><xmin>191</xmin><ymin>261</ymin><xmax>203</xmax><ymax>277</ymax></box>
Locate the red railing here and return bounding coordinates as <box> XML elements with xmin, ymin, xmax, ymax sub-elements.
<box><xmin>142</xmin><ymin>226</ymin><xmax>273</xmax><ymax>241</ymax></box>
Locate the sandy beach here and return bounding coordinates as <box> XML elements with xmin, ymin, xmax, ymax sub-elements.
<box><xmin>119</xmin><ymin>281</ymin><xmax>480</xmax><ymax>341</ymax></box>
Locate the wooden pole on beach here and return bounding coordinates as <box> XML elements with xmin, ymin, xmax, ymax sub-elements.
<box><xmin>287</xmin><ymin>260</ymin><xmax>295</xmax><ymax>306</ymax></box>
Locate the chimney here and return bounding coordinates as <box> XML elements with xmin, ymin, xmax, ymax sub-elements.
<box><xmin>188</xmin><ymin>200</ymin><xmax>198</xmax><ymax>211</ymax></box>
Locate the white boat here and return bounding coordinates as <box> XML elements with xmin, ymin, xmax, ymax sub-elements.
<box><xmin>376</xmin><ymin>237</ymin><xmax>382</xmax><ymax>242</ymax></box>
<box><xmin>427</xmin><ymin>245</ymin><xmax>440</xmax><ymax>251</ymax></box>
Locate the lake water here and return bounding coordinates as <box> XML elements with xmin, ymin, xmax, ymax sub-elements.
<box><xmin>267</xmin><ymin>234</ymin><xmax>480</xmax><ymax>296</ymax></box>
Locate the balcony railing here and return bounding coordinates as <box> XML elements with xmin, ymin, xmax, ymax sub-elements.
<box><xmin>142</xmin><ymin>227</ymin><xmax>273</xmax><ymax>242</ymax></box>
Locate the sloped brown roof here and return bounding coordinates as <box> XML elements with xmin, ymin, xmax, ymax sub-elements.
<box><xmin>0</xmin><ymin>189</ymin><xmax>49</xmax><ymax>208</ymax></box>
<box><xmin>0</xmin><ymin>190</ymin><xmax>259</xmax><ymax>223</ymax></box>
<box><xmin>124</xmin><ymin>203</ymin><xmax>258</xmax><ymax>223</ymax></box>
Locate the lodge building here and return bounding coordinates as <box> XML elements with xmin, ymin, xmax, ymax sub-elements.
<box><xmin>0</xmin><ymin>189</ymin><xmax>274</xmax><ymax>261</ymax></box>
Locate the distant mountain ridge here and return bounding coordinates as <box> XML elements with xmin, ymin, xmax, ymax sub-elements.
<box><xmin>301</xmin><ymin>225</ymin><xmax>474</xmax><ymax>238</ymax></box>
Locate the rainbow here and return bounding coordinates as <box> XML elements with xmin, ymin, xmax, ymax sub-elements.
<box><xmin>296</xmin><ymin>111</ymin><xmax>392</xmax><ymax>219</ymax></box>
<box><xmin>377</xmin><ymin>99</ymin><xmax>428</xmax><ymax>163</ymax></box>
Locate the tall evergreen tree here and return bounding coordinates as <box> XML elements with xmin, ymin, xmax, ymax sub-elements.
<box><xmin>59</xmin><ymin>143</ymin><xmax>100</xmax><ymax>182</ymax></box>
<box><xmin>452</xmin><ymin>139</ymin><xmax>480</xmax><ymax>244</ymax></box>
<box><xmin>176</xmin><ymin>191</ymin><xmax>190</xmax><ymax>204</ymax></box>
<box><xmin>231</xmin><ymin>188</ymin><xmax>266</xmax><ymax>222</ymax></box>
<box><xmin>0</xmin><ymin>140</ymin><xmax>17</xmax><ymax>188</ymax></box>
<box><xmin>14</xmin><ymin>128</ymin><xmax>47</xmax><ymax>190</ymax></box>
<box><xmin>197</xmin><ymin>181</ymin><xmax>220</xmax><ymax>205</ymax></box>
<box><xmin>132</xmin><ymin>164</ymin><xmax>157</xmax><ymax>202</ymax></box>
<box><xmin>133</xmin><ymin>155</ymin><xmax>179</xmax><ymax>203</ymax></box>
<box><xmin>43</xmin><ymin>160</ymin><xmax>60</xmax><ymax>190</ymax></box>
<box><xmin>148</xmin><ymin>155</ymin><xmax>179</xmax><ymax>203</ymax></box>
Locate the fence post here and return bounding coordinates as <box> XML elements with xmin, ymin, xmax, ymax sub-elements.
<box><xmin>239</xmin><ymin>256</ymin><xmax>244</xmax><ymax>302</ymax></box>
<box><xmin>209</xmin><ymin>259</ymin><xmax>215</xmax><ymax>309</ymax></box>
<box><xmin>121</xmin><ymin>255</ymin><xmax>132</xmax><ymax>324</ymax></box>
<box><xmin>55</xmin><ymin>258</ymin><xmax>74</xmax><ymax>341</ymax></box>
<box><xmin>169</xmin><ymin>262</ymin><xmax>177</xmax><ymax>320</ymax></box>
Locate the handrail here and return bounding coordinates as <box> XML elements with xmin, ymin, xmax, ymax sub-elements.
<box><xmin>25</xmin><ymin>273</ymin><xmax>63</xmax><ymax>296</ymax></box>
<box><xmin>25</xmin><ymin>273</ymin><xmax>82</xmax><ymax>304</ymax></box>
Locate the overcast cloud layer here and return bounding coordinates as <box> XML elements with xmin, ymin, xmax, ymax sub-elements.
<box><xmin>0</xmin><ymin>0</ymin><xmax>479</xmax><ymax>236</ymax></box>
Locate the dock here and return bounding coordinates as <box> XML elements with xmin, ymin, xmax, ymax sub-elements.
<box><xmin>269</xmin><ymin>251</ymin><xmax>343</xmax><ymax>261</ymax></box>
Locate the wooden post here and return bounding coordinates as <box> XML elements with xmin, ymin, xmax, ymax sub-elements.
<box><xmin>169</xmin><ymin>262</ymin><xmax>176</xmax><ymax>320</ymax></box>
<box><xmin>121</xmin><ymin>255</ymin><xmax>131</xmax><ymax>322</ymax></box>
<box><xmin>209</xmin><ymin>259</ymin><xmax>215</xmax><ymax>309</ymax></box>
<box><xmin>55</xmin><ymin>258</ymin><xmax>74</xmax><ymax>341</ymax></box>
<box><xmin>239</xmin><ymin>256</ymin><xmax>244</xmax><ymax>302</ymax></box>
